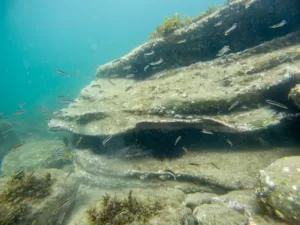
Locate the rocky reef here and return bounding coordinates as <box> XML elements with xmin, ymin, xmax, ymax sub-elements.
<box><xmin>49</xmin><ymin>0</ymin><xmax>300</xmax><ymax>137</ymax></box>
<box><xmin>43</xmin><ymin>0</ymin><xmax>300</xmax><ymax>224</ymax></box>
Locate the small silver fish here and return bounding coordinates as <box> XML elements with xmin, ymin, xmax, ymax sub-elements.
<box><xmin>123</xmin><ymin>65</ymin><xmax>132</xmax><ymax>71</ymax></box>
<box><xmin>269</xmin><ymin>20</ymin><xmax>287</xmax><ymax>29</ymax></box>
<box><xmin>64</xmin><ymin>171</ymin><xmax>73</xmax><ymax>180</ymax></box>
<box><xmin>225</xmin><ymin>23</ymin><xmax>237</xmax><ymax>35</ymax></box>
<box><xmin>228</xmin><ymin>101</ymin><xmax>240</xmax><ymax>111</ymax></box>
<box><xmin>54</xmin><ymin>69</ymin><xmax>70</xmax><ymax>77</ymax></box>
<box><xmin>226</xmin><ymin>139</ymin><xmax>233</xmax><ymax>147</ymax></box>
<box><xmin>144</xmin><ymin>50</ymin><xmax>155</xmax><ymax>56</ymax></box>
<box><xmin>15</xmin><ymin>167</ymin><xmax>24</xmax><ymax>176</ymax></box>
<box><xmin>217</xmin><ymin>46</ymin><xmax>230</xmax><ymax>57</ymax></box>
<box><xmin>244</xmin><ymin>0</ymin><xmax>259</xmax><ymax>9</ymax></box>
<box><xmin>174</xmin><ymin>136</ymin><xmax>181</xmax><ymax>146</ymax></box>
<box><xmin>61</xmin><ymin>100</ymin><xmax>77</xmax><ymax>104</ymax></box>
<box><xmin>103</xmin><ymin>135</ymin><xmax>113</xmax><ymax>146</ymax></box>
<box><xmin>214</xmin><ymin>21</ymin><xmax>223</xmax><ymax>27</ymax></box>
<box><xmin>150</xmin><ymin>58</ymin><xmax>164</xmax><ymax>66</ymax></box>
<box><xmin>144</xmin><ymin>65</ymin><xmax>150</xmax><ymax>71</ymax></box>
<box><xmin>165</xmin><ymin>170</ymin><xmax>176</xmax><ymax>180</ymax></box>
<box><xmin>177</xmin><ymin>39</ymin><xmax>187</xmax><ymax>44</ymax></box>
<box><xmin>54</xmin><ymin>197</ymin><xmax>71</xmax><ymax>215</ymax></box>
<box><xmin>266</xmin><ymin>100</ymin><xmax>288</xmax><ymax>109</ymax></box>
<box><xmin>108</xmin><ymin>79</ymin><xmax>116</xmax><ymax>85</ymax></box>
<box><xmin>130</xmin><ymin>90</ymin><xmax>137</xmax><ymax>97</ymax></box>
<box><xmin>75</xmin><ymin>136</ymin><xmax>82</xmax><ymax>148</ymax></box>
<box><xmin>126</xmin><ymin>74</ymin><xmax>134</xmax><ymax>78</ymax></box>
<box><xmin>202</xmin><ymin>129</ymin><xmax>213</xmax><ymax>135</ymax></box>
<box><xmin>182</xmin><ymin>147</ymin><xmax>188</xmax><ymax>156</ymax></box>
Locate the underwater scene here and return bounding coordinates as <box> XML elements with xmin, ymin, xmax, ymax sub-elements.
<box><xmin>1</xmin><ymin>0</ymin><xmax>300</xmax><ymax>224</ymax></box>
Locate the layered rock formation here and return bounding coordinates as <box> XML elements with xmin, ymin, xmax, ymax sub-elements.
<box><xmin>49</xmin><ymin>32</ymin><xmax>300</xmax><ymax>136</ymax></box>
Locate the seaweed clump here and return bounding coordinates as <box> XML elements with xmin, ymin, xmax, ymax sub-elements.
<box><xmin>149</xmin><ymin>13</ymin><xmax>191</xmax><ymax>39</ymax></box>
<box><xmin>149</xmin><ymin>5</ymin><xmax>217</xmax><ymax>39</ymax></box>
<box><xmin>87</xmin><ymin>190</ymin><xmax>163</xmax><ymax>225</ymax></box>
<box><xmin>0</xmin><ymin>171</ymin><xmax>55</xmax><ymax>225</ymax></box>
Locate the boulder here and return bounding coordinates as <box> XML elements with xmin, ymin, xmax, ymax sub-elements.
<box><xmin>193</xmin><ymin>203</ymin><xmax>247</xmax><ymax>225</ymax></box>
<box><xmin>289</xmin><ymin>84</ymin><xmax>300</xmax><ymax>108</ymax></box>
<box><xmin>1</xmin><ymin>140</ymin><xmax>72</xmax><ymax>176</ymax></box>
<box><xmin>256</xmin><ymin>156</ymin><xmax>300</xmax><ymax>224</ymax></box>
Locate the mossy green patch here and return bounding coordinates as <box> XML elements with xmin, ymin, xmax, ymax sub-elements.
<box><xmin>87</xmin><ymin>190</ymin><xmax>163</xmax><ymax>225</ymax></box>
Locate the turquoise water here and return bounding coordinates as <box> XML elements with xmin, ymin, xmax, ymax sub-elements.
<box><xmin>1</xmin><ymin>0</ymin><xmax>224</xmax><ymax>118</ymax></box>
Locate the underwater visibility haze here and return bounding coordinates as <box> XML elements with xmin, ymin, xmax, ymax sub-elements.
<box><xmin>1</xmin><ymin>0</ymin><xmax>300</xmax><ymax>224</ymax></box>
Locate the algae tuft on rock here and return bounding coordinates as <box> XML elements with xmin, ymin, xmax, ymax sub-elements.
<box><xmin>87</xmin><ymin>190</ymin><xmax>163</xmax><ymax>225</ymax></box>
<box><xmin>0</xmin><ymin>171</ymin><xmax>55</xmax><ymax>225</ymax></box>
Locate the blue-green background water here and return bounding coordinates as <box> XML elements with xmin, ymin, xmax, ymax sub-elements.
<box><xmin>1</xmin><ymin>0</ymin><xmax>224</xmax><ymax>122</ymax></box>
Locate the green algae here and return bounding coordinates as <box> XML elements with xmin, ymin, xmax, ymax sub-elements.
<box><xmin>149</xmin><ymin>5</ymin><xmax>217</xmax><ymax>39</ymax></box>
<box><xmin>0</xmin><ymin>171</ymin><xmax>55</xmax><ymax>225</ymax></box>
<box><xmin>87</xmin><ymin>190</ymin><xmax>163</xmax><ymax>225</ymax></box>
<box><xmin>149</xmin><ymin>13</ymin><xmax>190</xmax><ymax>39</ymax></box>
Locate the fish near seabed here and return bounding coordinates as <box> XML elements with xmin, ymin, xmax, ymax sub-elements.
<box><xmin>174</xmin><ymin>136</ymin><xmax>181</xmax><ymax>146</ymax></box>
<box><xmin>217</xmin><ymin>46</ymin><xmax>230</xmax><ymax>57</ymax></box>
<box><xmin>269</xmin><ymin>20</ymin><xmax>288</xmax><ymax>29</ymax></box>
<box><xmin>225</xmin><ymin>23</ymin><xmax>237</xmax><ymax>36</ymax></box>
<box><xmin>214</xmin><ymin>21</ymin><xmax>223</xmax><ymax>27</ymax></box>
<box><xmin>244</xmin><ymin>0</ymin><xmax>259</xmax><ymax>9</ymax></box>
<box><xmin>54</xmin><ymin>69</ymin><xmax>70</xmax><ymax>77</ymax></box>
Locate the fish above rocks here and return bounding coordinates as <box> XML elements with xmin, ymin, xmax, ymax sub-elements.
<box><xmin>117</xmin><ymin>145</ymin><xmax>152</xmax><ymax>158</ymax></box>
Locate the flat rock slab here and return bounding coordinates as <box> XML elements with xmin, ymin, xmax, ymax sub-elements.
<box><xmin>49</xmin><ymin>33</ymin><xmax>300</xmax><ymax>136</ymax></box>
<box><xmin>1</xmin><ymin>140</ymin><xmax>72</xmax><ymax>176</ymax></box>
